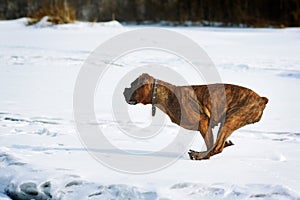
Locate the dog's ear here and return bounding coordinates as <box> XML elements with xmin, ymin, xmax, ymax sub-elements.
<box><xmin>139</xmin><ymin>73</ymin><xmax>153</xmax><ymax>85</ymax></box>
<box><xmin>140</xmin><ymin>73</ymin><xmax>151</xmax><ymax>79</ymax></box>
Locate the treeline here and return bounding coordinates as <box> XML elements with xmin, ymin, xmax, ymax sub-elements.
<box><xmin>1</xmin><ymin>0</ymin><xmax>300</xmax><ymax>27</ymax></box>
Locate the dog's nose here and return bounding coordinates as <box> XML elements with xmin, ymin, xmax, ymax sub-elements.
<box><xmin>123</xmin><ymin>88</ymin><xmax>137</xmax><ymax>105</ymax></box>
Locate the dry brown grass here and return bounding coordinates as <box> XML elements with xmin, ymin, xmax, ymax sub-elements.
<box><xmin>28</xmin><ymin>1</ymin><xmax>76</xmax><ymax>25</ymax></box>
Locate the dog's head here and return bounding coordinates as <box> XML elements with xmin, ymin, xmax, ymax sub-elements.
<box><xmin>123</xmin><ymin>73</ymin><xmax>154</xmax><ymax>105</ymax></box>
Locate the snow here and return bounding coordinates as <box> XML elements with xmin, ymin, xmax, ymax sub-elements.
<box><xmin>1</xmin><ymin>18</ymin><xmax>300</xmax><ymax>199</ymax></box>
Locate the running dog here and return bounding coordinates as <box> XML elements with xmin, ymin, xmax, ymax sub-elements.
<box><xmin>123</xmin><ymin>73</ymin><xmax>268</xmax><ymax>160</ymax></box>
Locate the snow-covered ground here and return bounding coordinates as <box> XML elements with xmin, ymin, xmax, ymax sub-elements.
<box><xmin>0</xmin><ymin>18</ymin><xmax>300</xmax><ymax>199</ymax></box>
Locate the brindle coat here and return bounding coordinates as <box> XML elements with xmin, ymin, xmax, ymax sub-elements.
<box><xmin>123</xmin><ymin>73</ymin><xmax>268</xmax><ymax>160</ymax></box>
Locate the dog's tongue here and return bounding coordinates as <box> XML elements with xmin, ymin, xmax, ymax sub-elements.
<box><xmin>152</xmin><ymin>105</ymin><xmax>156</xmax><ymax>117</ymax></box>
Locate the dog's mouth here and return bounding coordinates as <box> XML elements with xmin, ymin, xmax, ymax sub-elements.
<box><xmin>128</xmin><ymin>100</ymin><xmax>138</xmax><ymax>105</ymax></box>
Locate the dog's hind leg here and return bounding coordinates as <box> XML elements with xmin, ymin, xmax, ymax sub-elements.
<box><xmin>211</xmin><ymin>124</ymin><xmax>234</xmax><ymax>156</ymax></box>
<box><xmin>209</xmin><ymin>116</ymin><xmax>246</xmax><ymax>157</ymax></box>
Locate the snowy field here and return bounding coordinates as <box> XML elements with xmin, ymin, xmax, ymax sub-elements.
<box><xmin>1</xmin><ymin>18</ymin><xmax>300</xmax><ymax>199</ymax></box>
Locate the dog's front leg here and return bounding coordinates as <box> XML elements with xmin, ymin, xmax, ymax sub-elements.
<box><xmin>188</xmin><ymin>126</ymin><xmax>214</xmax><ymax>160</ymax></box>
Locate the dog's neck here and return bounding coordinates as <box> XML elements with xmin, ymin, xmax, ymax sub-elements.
<box><xmin>152</xmin><ymin>79</ymin><xmax>179</xmax><ymax>120</ymax></box>
<box><xmin>154</xmin><ymin>80</ymin><xmax>173</xmax><ymax>104</ymax></box>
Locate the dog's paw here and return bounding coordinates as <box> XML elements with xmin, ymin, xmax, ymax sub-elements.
<box><xmin>188</xmin><ymin>150</ymin><xmax>198</xmax><ymax>160</ymax></box>
<box><xmin>188</xmin><ymin>150</ymin><xmax>210</xmax><ymax>160</ymax></box>
<box><xmin>224</xmin><ymin>140</ymin><xmax>234</xmax><ymax>148</ymax></box>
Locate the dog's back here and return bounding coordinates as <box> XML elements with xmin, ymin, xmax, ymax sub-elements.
<box><xmin>190</xmin><ymin>83</ymin><xmax>268</xmax><ymax>127</ymax></box>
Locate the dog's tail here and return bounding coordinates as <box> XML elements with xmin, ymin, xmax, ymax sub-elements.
<box><xmin>261</xmin><ymin>97</ymin><xmax>269</xmax><ymax>105</ymax></box>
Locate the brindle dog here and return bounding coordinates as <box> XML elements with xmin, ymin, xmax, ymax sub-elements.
<box><xmin>123</xmin><ymin>73</ymin><xmax>268</xmax><ymax>160</ymax></box>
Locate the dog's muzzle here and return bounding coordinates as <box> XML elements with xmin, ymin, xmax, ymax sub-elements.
<box><xmin>123</xmin><ymin>88</ymin><xmax>137</xmax><ymax>105</ymax></box>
